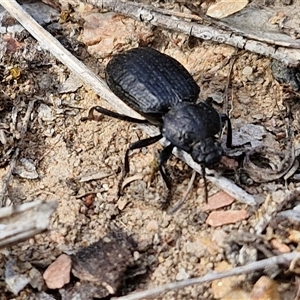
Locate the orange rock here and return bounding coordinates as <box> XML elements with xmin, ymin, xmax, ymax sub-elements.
<box><xmin>202</xmin><ymin>191</ymin><xmax>235</xmax><ymax>211</ymax></box>
<box><xmin>221</xmin><ymin>289</ymin><xmax>251</xmax><ymax>300</ymax></box>
<box><xmin>250</xmin><ymin>276</ymin><xmax>280</xmax><ymax>300</ymax></box>
<box><xmin>270</xmin><ymin>239</ymin><xmax>290</xmax><ymax>253</ymax></box>
<box><xmin>288</xmin><ymin>229</ymin><xmax>300</xmax><ymax>244</ymax></box>
<box><xmin>206</xmin><ymin>210</ymin><xmax>248</xmax><ymax>227</ymax></box>
<box><xmin>43</xmin><ymin>254</ymin><xmax>72</xmax><ymax>289</ymax></box>
<box><xmin>212</xmin><ymin>262</ymin><xmax>246</xmax><ymax>299</ymax></box>
<box><xmin>84</xmin><ymin>193</ymin><xmax>95</xmax><ymax>207</ymax></box>
<box><xmin>80</xmin><ymin>13</ymin><xmax>153</xmax><ymax>58</ymax></box>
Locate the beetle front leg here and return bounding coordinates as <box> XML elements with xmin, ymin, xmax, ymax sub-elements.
<box><xmin>118</xmin><ymin>134</ymin><xmax>163</xmax><ymax>196</ymax></box>
<box><xmin>158</xmin><ymin>144</ymin><xmax>174</xmax><ymax>190</ymax></box>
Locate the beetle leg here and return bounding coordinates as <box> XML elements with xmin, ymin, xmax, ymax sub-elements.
<box><xmin>89</xmin><ymin>106</ymin><xmax>150</xmax><ymax>124</ymax></box>
<box><xmin>118</xmin><ymin>134</ymin><xmax>163</xmax><ymax>195</ymax></box>
<box><xmin>158</xmin><ymin>144</ymin><xmax>174</xmax><ymax>190</ymax></box>
<box><xmin>158</xmin><ymin>144</ymin><xmax>175</xmax><ymax>209</ymax></box>
<box><xmin>220</xmin><ymin>114</ymin><xmax>232</xmax><ymax>148</ymax></box>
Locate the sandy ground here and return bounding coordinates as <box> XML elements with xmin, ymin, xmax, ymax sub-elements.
<box><xmin>0</xmin><ymin>1</ymin><xmax>300</xmax><ymax>299</ymax></box>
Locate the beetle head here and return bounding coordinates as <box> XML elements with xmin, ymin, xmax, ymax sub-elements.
<box><xmin>191</xmin><ymin>137</ymin><xmax>223</xmax><ymax>168</ymax></box>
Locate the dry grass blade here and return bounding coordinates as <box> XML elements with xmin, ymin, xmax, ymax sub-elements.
<box><xmin>111</xmin><ymin>252</ymin><xmax>300</xmax><ymax>300</ymax></box>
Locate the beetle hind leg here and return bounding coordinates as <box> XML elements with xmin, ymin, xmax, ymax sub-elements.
<box><xmin>87</xmin><ymin>106</ymin><xmax>150</xmax><ymax>124</ymax></box>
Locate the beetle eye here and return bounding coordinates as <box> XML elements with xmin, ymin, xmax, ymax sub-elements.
<box><xmin>177</xmin><ymin>132</ymin><xmax>186</xmax><ymax>142</ymax></box>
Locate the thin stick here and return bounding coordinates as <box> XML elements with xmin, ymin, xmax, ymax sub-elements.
<box><xmin>112</xmin><ymin>252</ymin><xmax>300</xmax><ymax>300</ymax></box>
<box><xmin>95</xmin><ymin>0</ymin><xmax>300</xmax><ymax>66</ymax></box>
<box><xmin>173</xmin><ymin>147</ymin><xmax>257</xmax><ymax>206</ymax></box>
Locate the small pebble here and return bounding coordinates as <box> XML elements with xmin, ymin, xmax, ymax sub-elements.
<box><xmin>242</xmin><ymin>66</ymin><xmax>253</xmax><ymax>76</ymax></box>
<box><xmin>146</xmin><ymin>220</ymin><xmax>159</xmax><ymax>232</ymax></box>
<box><xmin>43</xmin><ymin>254</ymin><xmax>72</xmax><ymax>289</ymax></box>
<box><xmin>133</xmin><ymin>251</ymin><xmax>140</xmax><ymax>261</ymax></box>
<box><xmin>176</xmin><ymin>268</ymin><xmax>190</xmax><ymax>281</ymax></box>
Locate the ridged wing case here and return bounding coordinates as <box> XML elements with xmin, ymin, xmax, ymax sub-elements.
<box><xmin>106</xmin><ymin>47</ymin><xmax>200</xmax><ymax>124</ymax></box>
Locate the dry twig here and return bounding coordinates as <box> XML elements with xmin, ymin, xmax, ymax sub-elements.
<box><xmin>111</xmin><ymin>252</ymin><xmax>300</xmax><ymax>300</ymax></box>
<box><xmin>94</xmin><ymin>0</ymin><xmax>300</xmax><ymax>66</ymax></box>
<box><xmin>0</xmin><ymin>199</ymin><xmax>57</xmax><ymax>248</ymax></box>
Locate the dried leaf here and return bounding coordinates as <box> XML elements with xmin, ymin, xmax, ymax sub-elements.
<box><xmin>207</xmin><ymin>0</ymin><xmax>248</xmax><ymax>19</ymax></box>
<box><xmin>59</xmin><ymin>73</ymin><xmax>82</xmax><ymax>93</ymax></box>
<box><xmin>79</xmin><ymin>171</ymin><xmax>113</xmax><ymax>182</ymax></box>
<box><xmin>71</xmin><ymin>233</ymin><xmax>134</xmax><ymax>298</ymax></box>
<box><xmin>232</xmin><ymin>124</ymin><xmax>265</xmax><ymax>148</ymax></box>
<box><xmin>14</xmin><ymin>158</ymin><xmax>38</xmax><ymax>179</ymax></box>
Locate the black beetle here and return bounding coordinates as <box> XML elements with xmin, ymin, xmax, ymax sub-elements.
<box><xmin>89</xmin><ymin>47</ymin><xmax>232</xmax><ymax>205</ymax></box>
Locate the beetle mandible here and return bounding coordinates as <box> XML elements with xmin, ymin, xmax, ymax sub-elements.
<box><xmin>89</xmin><ymin>47</ymin><xmax>232</xmax><ymax>205</ymax></box>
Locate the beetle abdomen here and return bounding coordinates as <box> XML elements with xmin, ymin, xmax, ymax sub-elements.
<box><xmin>106</xmin><ymin>47</ymin><xmax>200</xmax><ymax>121</ymax></box>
